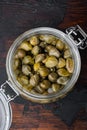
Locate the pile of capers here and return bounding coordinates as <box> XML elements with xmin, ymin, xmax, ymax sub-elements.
<box><xmin>13</xmin><ymin>34</ymin><xmax>74</xmax><ymax>95</ymax></box>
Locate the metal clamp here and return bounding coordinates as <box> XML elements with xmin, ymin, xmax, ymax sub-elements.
<box><xmin>0</xmin><ymin>81</ymin><xmax>19</xmax><ymax>102</ymax></box>
<box><xmin>66</xmin><ymin>25</ymin><xmax>87</xmax><ymax>49</ymax></box>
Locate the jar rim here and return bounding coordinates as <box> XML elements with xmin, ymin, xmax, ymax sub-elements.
<box><xmin>6</xmin><ymin>27</ymin><xmax>81</xmax><ymax>101</ymax></box>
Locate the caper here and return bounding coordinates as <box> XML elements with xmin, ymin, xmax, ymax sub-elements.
<box><xmin>40</xmin><ymin>80</ymin><xmax>51</xmax><ymax>89</ymax></box>
<box><xmin>22</xmin><ymin>56</ymin><xmax>34</xmax><ymax>65</ymax></box>
<box><xmin>14</xmin><ymin>54</ymin><xmax>19</xmax><ymax>59</ymax></box>
<box><xmin>30</xmin><ymin>89</ymin><xmax>39</xmax><ymax>95</ymax></box>
<box><xmin>52</xmin><ymin>83</ymin><xmax>61</xmax><ymax>92</ymax></box>
<box><xmin>48</xmin><ymin>72</ymin><xmax>58</xmax><ymax>82</ymax></box>
<box><xmin>15</xmin><ymin>69</ymin><xmax>21</xmax><ymax>76</ymax></box>
<box><xmin>46</xmin><ymin>45</ymin><xmax>54</xmax><ymax>51</ymax></box>
<box><xmin>17</xmin><ymin>77</ymin><xmax>22</xmax><ymax>85</ymax></box>
<box><xmin>35</xmin><ymin>85</ymin><xmax>44</xmax><ymax>94</ymax></box>
<box><xmin>43</xmin><ymin>91</ymin><xmax>48</xmax><ymax>95</ymax></box>
<box><xmin>57</xmin><ymin>68</ymin><xmax>70</xmax><ymax>77</ymax></box>
<box><xmin>19</xmin><ymin>41</ymin><xmax>32</xmax><ymax>51</ymax></box>
<box><xmin>33</xmin><ymin>63</ymin><xmax>40</xmax><ymax>71</ymax></box>
<box><xmin>35</xmin><ymin>54</ymin><xmax>45</xmax><ymax>63</ymax></box>
<box><xmin>51</xmin><ymin>40</ymin><xmax>57</xmax><ymax>45</ymax></box>
<box><xmin>45</xmin><ymin>56</ymin><xmax>58</xmax><ymax>68</ymax></box>
<box><xmin>22</xmin><ymin>65</ymin><xmax>31</xmax><ymax>76</ymax></box>
<box><xmin>64</xmin><ymin>44</ymin><xmax>69</xmax><ymax>50</ymax></box>
<box><xmin>56</xmin><ymin>40</ymin><xmax>65</xmax><ymax>51</ymax></box>
<box><xmin>30</xmin><ymin>74</ymin><xmax>39</xmax><ymax>86</ymax></box>
<box><xmin>23</xmin><ymin>84</ymin><xmax>34</xmax><ymax>91</ymax></box>
<box><xmin>30</xmin><ymin>36</ymin><xmax>39</xmax><ymax>46</ymax></box>
<box><xmin>57</xmin><ymin>58</ymin><xmax>65</xmax><ymax>68</ymax></box>
<box><xmin>39</xmin><ymin>35</ymin><xmax>55</xmax><ymax>43</ymax></box>
<box><xmin>49</xmin><ymin>48</ymin><xmax>60</xmax><ymax>58</ymax></box>
<box><xmin>40</xmin><ymin>42</ymin><xmax>46</xmax><ymax>48</ymax></box>
<box><xmin>13</xmin><ymin>59</ymin><xmax>21</xmax><ymax>70</ymax></box>
<box><xmin>16</xmin><ymin>49</ymin><xmax>26</xmax><ymax>59</ymax></box>
<box><xmin>64</xmin><ymin>49</ymin><xmax>71</xmax><ymax>59</ymax></box>
<box><xmin>39</xmin><ymin>67</ymin><xmax>50</xmax><ymax>77</ymax></box>
<box><xmin>66</xmin><ymin>58</ymin><xmax>74</xmax><ymax>73</ymax></box>
<box><xmin>47</xmin><ymin>88</ymin><xmax>54</xmax><ymax>94</ymax></box>
<box><xmin>32</xmin><ymin>46</ymin><xmax>40</xmax><ymax>55</ymax></box>
<box><xmin>19</xmin><ymin>75</ymin><xmax>29</xmax><ymax>85</ymax></box>
<box><xmin>57</xmin><ymin>77</ymin><xmax>69</xmax><ymax>85</ymax></box>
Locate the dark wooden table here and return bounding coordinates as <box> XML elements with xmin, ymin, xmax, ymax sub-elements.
<box><xmin>0</xmin><ymin>0</ymin><xmax>87</xmax><ymax>130</ymax></box>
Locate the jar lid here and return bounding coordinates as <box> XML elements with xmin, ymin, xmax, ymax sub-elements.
<box><xmin>0</xmin><ymin>92</ymin><xmax>12</xmax><ymax>130</ymax></box>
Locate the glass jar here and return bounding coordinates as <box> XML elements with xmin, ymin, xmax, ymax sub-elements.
<box><xmin>0</xmin><ymin>91</ymin><xmax>12</xmax><ymax>130</ymax></box>
<box><xmin>6</xmin><ymin>27</ymin><xmax>81</xmax><ymax>103</ymax></box>
<box><xmin>0</xmin><ymin>25</ymin><xmax>87</xmax><ymax>130</ymax></box>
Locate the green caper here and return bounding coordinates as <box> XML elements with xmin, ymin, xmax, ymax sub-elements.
<box><xmin>48</xmin><ymin>48</ymin><xmax>60</xmax><ymax>58</ymax></box>
<box><xmin>35</xmin><ymin>54</ymin><xmax>45</xmax><ymax>63</ymax></box>
<box><xmin>39</xmin><ymin>35</ymin><xmax>55</xmax><ymax>43</ymax></box>
<box><xmin>57</xmin><ymin>77</ymin><xmax>69</xmax><ymax>85</ymax></box>
<box><xmin>30</xmin><ymin>89</ymin><xmax>39</xmax><ymax>95</ymax></box>
<box><xmin>40</xmin><ymin>80</ymin><xmax>51</xmax><ymax>89</ymax></box>
<box><xmin>17</xmin><ymin>77</ymin><xmax>22</xmax><ymax>84</ymax></box>
<box><xmin>66</xmin><ymin>58</ymin><xmax>74</xmax><ymax>73</ymax></box>
<box><xmin>33</xmin><ymin>62</ymin><xmax>40</xmax><ymax>71</ymax></box>
<box><xmin>19</xmin><ymin>41</ymin><xmax>32</xmax><ymax>51</ymax></box>
<box><xmin>52</xmin><ymin>83</ymin><xmax>61</xmax><ymax>92</ymax></box>
<box><xmin>57</xmin><ymin>58</ymin><xmax>65</xmax><ymax>68</ymax></box>
<box><xmin>22</xmin><ymin>56</ymin><xmax>34</xmax><ymax>65</ymax></box>
<box><xmin>48</xmin><ymin>72</ymin><xmax>58</xmax><ymax>82</ymax></box>
<box><xmin>19</xmin><ymin>75</ymin><xmax>29</xmax><ymax>85</ymax></box>
<box><xmin>16</xmin><ymin>49</ymin><xmax>26</xmax><ymax>59</ymax></box>
<box><xmin>32</xmin><ymin>46</ymin><xmax>40</xmax><ymax>55</ymax></box>
<box><xmin>35</xmin><ymin>85</ymin><xmax>44</xmax><ymax>94</ymax></box>
<box><xmin>43</xmin><ymin>91</ymin><xmax>49</xmax><ymax>95</ymax></box>
<box><xmin>15</xmin><ymin>69</ymin><xmax>21</xmax><ymax>76</ymax></box>
<box><xmin>56</xmin><ymin>40</ymin><xmax>65</xmax><ymax>51</ymax></box>
<box><xmin>57</xmin><ymin>68</ymin><xmax>70</xmax><ymax>77</ymax></box>
<box><xmin>64</xmin><ymin>49</ymin><xmax>71</xmax><ymax>59</ymax></box>
<box><xmin>46</xmin><ymin>45</ymin><xmax>54</xmax><ymax>51</ymax></box>
<box><xmin>47</xmin><ymin>88</ymin><xmax>54</xmax><ymax>94</ymax></box>
<box><xmin>23</xmin><ymin>84</ymin><xmax>34</xmax><ymax>91</ymax></box>
<box><xmin>51</xmin><ymin>40</ymin><xmax>57</xmax><ymax>45</ymax></box>
<box><xmin>13</xmin><ymin>59</ymin><xmax>21</xmax><ymax>70</ymax></box>
<box><xmin>30</xmin><ymin>36</ymin><xmax>39</xmax><ymax>46</ymax></box>
<box><xmin>45</xmin><ymin>56</ymin><xmax>58</xmax><ymax>68</ymax></box>
<box><xmin>30</xmin><ymin>74</ymin><xmax>39</xmax><ymax>86</ymax></box>
<box><xmin>38</xmin><ymin>67</ymin><xmax>50</xmax><ymax>77</ymax></box>
<box><xmin>40</xmin><ymin>42</ymin><xmax>46</xmax><ymax>48</ymax></box>
<box><xmin>22</xmin><ymin>65</ymin><xmax>31</xmax><ymax>76</ymax></box>
<box><xmin>64</xmin><ymin>44</ymin><xmax>69</xmax><ymax>50</ymax></box>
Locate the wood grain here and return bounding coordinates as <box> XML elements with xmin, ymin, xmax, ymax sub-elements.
<box><xmin>0</xmin><ymin>0</ymin><xmax>87</xmax><ymax>130</ymax></box>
